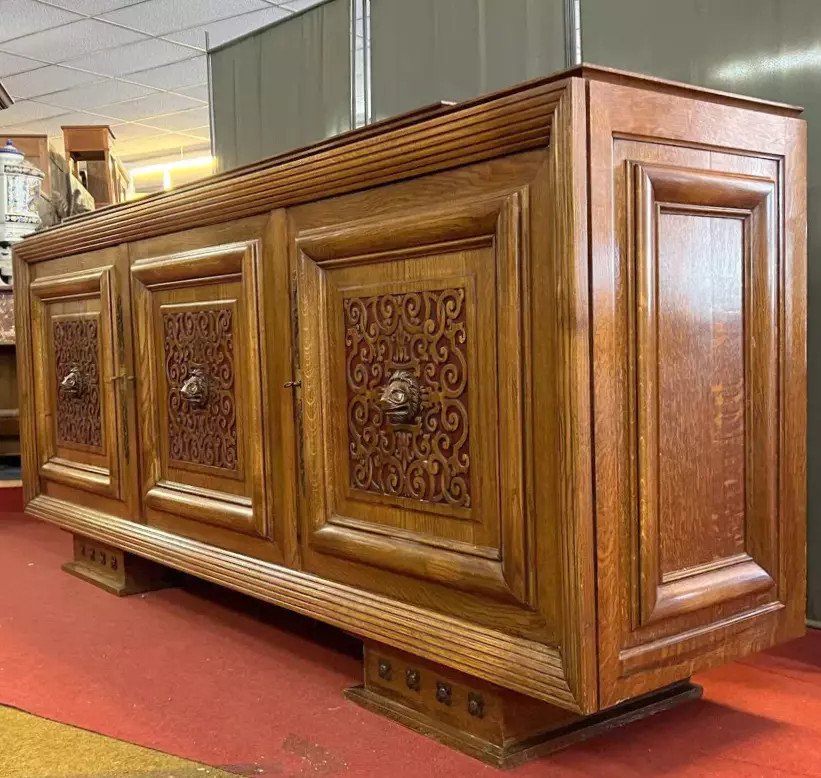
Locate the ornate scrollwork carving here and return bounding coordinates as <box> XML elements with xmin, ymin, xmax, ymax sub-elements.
<box><xmin>53</xmin><ymin>317</ymin><xmax>102</xmax><ymax>448</ymax></box>
<box><xmin>344</xmin><ymin>287</ymin><xmax>471</xmax><ymax>508</ymax></box>
<box><xmin>163</xmin><ymin>307</ymin><xmax>238</xmax><ymax>471</ymax></box>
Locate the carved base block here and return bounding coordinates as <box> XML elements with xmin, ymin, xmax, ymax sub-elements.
<box><xmin>62</xmin><ymin>534</ymin><xmax>176</xmax><ymax>596</ymax></box>
<box><xmin>345</xmin><ymin>643</ymin><xmax>702</xmax><ymax>768</ymax></box>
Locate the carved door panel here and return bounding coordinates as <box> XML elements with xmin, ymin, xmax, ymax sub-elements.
<box><xmin>292</xmin><ymin>163</ymin><xmax>537</xmax><ymax>613</ymax></box>
<box><xmin>590</xmin><ymin>82</ymin><xmax>807</xmax><ymax>705</ymax></box>
<box><xmin>130</xmin><ymin>216</ymin><xmax>295</xmax><ymax>564</ymax></box>
<box><xmin>28</xmin><ymin>247</ymin><xmax>137</xmax><ymax>518</ymax></box>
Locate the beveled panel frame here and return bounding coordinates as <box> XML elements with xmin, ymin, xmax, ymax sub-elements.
<box><xmin>590</xmin><ymin>78</ymin><xmax>806</xmax><ymax>708</ymax></box>
<box><xmin>131</xmin><ymin>241</ymin><xmax>268</xmax><ymax>539</ymax></box>
<box><xmin>29</xmin><ymin>265</ymin><xmax>122</xmax><ymax>499</ymax></box>
<box><xmin>631</xmin><ymin>162</ymin><xmax>778</xmax><ymax>627</ymax></box>
<box><xmin>296</xmin><ymin>191</ymin><xmax>532</xmax><ymax>605</ymax></box>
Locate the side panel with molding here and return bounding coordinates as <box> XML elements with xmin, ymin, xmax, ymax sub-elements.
<box><xmin>590</xmin><ymin>80</ymin><xmax>807</xmax><ymax>706</ymax></box>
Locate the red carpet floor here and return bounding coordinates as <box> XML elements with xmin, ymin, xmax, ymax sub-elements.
<box><xmin>1</xmin><ymin>511</ymin><xmax>819</xmax><ymax>777</ymax></box>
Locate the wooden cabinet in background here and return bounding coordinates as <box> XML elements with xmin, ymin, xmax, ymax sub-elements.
<box><xmin>13</xmin><ymin>65</ymin><xmax>807</xmax><ymax>767</ymax></box>
<box><xmin>62</xmin><ymin>125</ymin><xmax>130</xmax><ymax>208</ymax></box>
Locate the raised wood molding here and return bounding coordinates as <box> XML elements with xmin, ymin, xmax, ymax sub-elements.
<box><xmin>295</xmin><ymin>187</ymin><xmax>531</xmax><ymax>606</ymax></box>
<box><xmin>29</xmin><ymin>262</ymin><xmax>122</xmax><ymax>501</ymax></box>
<box><xmin>15</xmin><ymin>83</ymin><xmax>562</xmax><ymax>264</ymax></box>
<box><xmin>131</xmin><ymin>232</ymin><xmax>275</xmax><ymax>547</ymax></box>
<box><xmin>631</xmin><ymin>162</ymin><xmax>779</xmax><ymax>628</ymax></box>
<box><xmin>25</xmin><ymin>493</ymin><xmax>581</xmax><ymax>712</ymax></box>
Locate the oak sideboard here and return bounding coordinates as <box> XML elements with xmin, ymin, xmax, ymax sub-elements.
<box><xmin>13</xmin><ymin>65</ymin><xmax>807</xmax><ymax>766</ymax></box>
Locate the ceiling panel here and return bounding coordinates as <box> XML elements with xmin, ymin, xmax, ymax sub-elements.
<box><xmin>0</xmin><ymin>0</ymin><xmax>81</xmax><ymax>44</ymax></box>
<box><xmin>44</xmin><ymin>78</ymin><xmax>159</xmax><ymax>109</ymax></box>
<box><xmin>116</xmin><ymin>132</ymin><xmax>209</xmax><ymax>161</ymax></box>
<box><xmin>1</xmin><ymin>18</ymin><xmax>146</xmax><ymax>60</ymax></box>
<box><xmin>101</xmin><ymin>0</ymin><xmax>269</xmax><ymax>36</ymax></box>
<box><xmin>182</xmin><ymin>126</ymin><xmax>209</xmax><ymax>141</ymax></box>
<box><xmin>167</xmin><ymin>6</ymin><xmax>291</xmax><ymax>49</ymax></box>
<box><xmin>114</xmin><ymin>131</ymin><xmax>175</xmax><ymax>156</ymax></box>
<box><xmin>172</xmin><ymin>83</ymin><xmax>208</xmax><ymax>101</ymax></box>
<box><xmin>96</xmin><ymin>90</ymin><xmax>204</xmax><ymax>121</ymax></box>
<box><xmin>0</xmin><ymin>2</ymin><xmax>314</xmax><ymax>170</ymax></box>
<box><xmin>46</xmin><ymin>109</ymin><xmax>115</xmax><ymax>126</ymax></box>
<box><xmin>44</xmin><ymin>0</ymin><xmax>153</xmax><ymax>13</ymax></box>
<box><xmin>123</xmin><ymin>147</ymin><xmax>210</xmax><ymax>169</ymax></box>
<box><xmin>110</xmin><ymin>121</ymin><xmax>174</xmax><ymax>140</ymax></box>
<box><xmin>0</xmin><ymin>51</ymin><xmax>44</xmax><ymax>77</ymax></box>
<box><xmin>125</xmin><ymin>55</ymin><xmax>207</xmax><ymax>89</ymax></box>
<box><xmin>0</xmin><ymin>109</ymin><xmax>115</xmax><ymax>138</ymax></box>
<box><xmin>65</xmin><ymin>37</ymin><xmax>195</xmax><ymax>76</ymax></box>
<box><xmin>0</xmin><ymin>98</ymin><xmax>66</xmax><ymax>124</ymax></box>
<box><xmin>142</xmin><ymin>105</ymin><xmax>209</xmax><ymax>131</ymax></box>
<box><xmin>1</xmin><ymin>64</ymin><xmax>102</xmax><ymax>98</ymax></box>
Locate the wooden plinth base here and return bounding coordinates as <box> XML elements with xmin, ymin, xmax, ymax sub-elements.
<box><xmin>62</xmin><ymin>534</ymin><xmax>176</xmax><ymax>596</ymax></box>
<box><xmin>346</xmin><ymin>643</ymin><xmax>702</xmax><ymax>768</ymax></box>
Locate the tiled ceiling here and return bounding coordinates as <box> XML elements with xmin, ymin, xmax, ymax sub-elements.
<box><xmin>0</xmin><ymin>0</ymin><xmax>326</xmax><ymax>167</ymax></box>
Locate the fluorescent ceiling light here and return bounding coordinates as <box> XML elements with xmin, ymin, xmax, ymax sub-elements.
<box><xmin>129</xmin><ymin>155</ymin><xmax>214</xmax><ymax>178</ymax></box>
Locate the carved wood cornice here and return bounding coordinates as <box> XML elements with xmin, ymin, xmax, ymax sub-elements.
<box><xmin>15</xmin><ymin>80</ymin><xmax>564</xmax><ymax>264</ymax></box>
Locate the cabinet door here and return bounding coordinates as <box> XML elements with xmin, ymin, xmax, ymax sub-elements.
<box><xmin>293</xmin><ymin>160</ymin><xmax>537</xmax><ymax>609</ymax></box>
<box><xmin>130</xmin><ymin>216</ymin><xmax>295</xmax><ymax>564</ymax></box>
<box><xmin>590</xmin><ymin>81</ymin><xmax>806</xmax><ymax>705</ymax></box>
<box><xmin>27</xmin><ymin>247</ymin><xmax>136</xmax><ymax>517</ymax></box>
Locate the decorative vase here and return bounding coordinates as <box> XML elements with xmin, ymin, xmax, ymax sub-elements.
<box><xmin>0</xmin><ymin>139</ymin><xmax>45</xmax><ymax>285</ymax></box>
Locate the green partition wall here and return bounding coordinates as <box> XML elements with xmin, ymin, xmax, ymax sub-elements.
<box><xmin>370</xmin><ymin>0</ymin><xmax>566</xmax><ymax>121</ymax></box>
<box><xmin>209</xmin><ymin>0</ymin><xmax>352</xmax><ymax>173</ymax></box>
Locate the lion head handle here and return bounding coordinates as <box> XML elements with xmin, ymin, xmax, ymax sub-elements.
<box><xmin>378</xmin><ymin>370</ymin><xmax>421</xmax><ymax>424</ymax></box>
<box><xmin>59</xmin><ymin>364</ymin><xmax>84</xmax><ymax>398</ymax></box>
<box><xmin>180</xmin><ymin>366</ymin><xmax>209</xmax><ymax>408</ymax></box>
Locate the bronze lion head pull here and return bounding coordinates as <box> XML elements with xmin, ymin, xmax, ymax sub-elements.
<box><xmin>180</xmin><ymin>366</ymin><xmax>209</xmax><ymax>408</ymax></box>
<box><xmin>378</xmin><ymin>370</ymin><xmax>421</xmax><ymax>424</ymax></box>
<box><xmin>59</xmin><ymin>364</ymin><xmax>84</xmax><ymax>397</ymax></box>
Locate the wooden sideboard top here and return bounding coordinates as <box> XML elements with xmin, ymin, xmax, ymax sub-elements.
<box><xmin>14</xmin><ymin>63</ymin><xmax>803</xmax><ymax>265</ymax></box>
